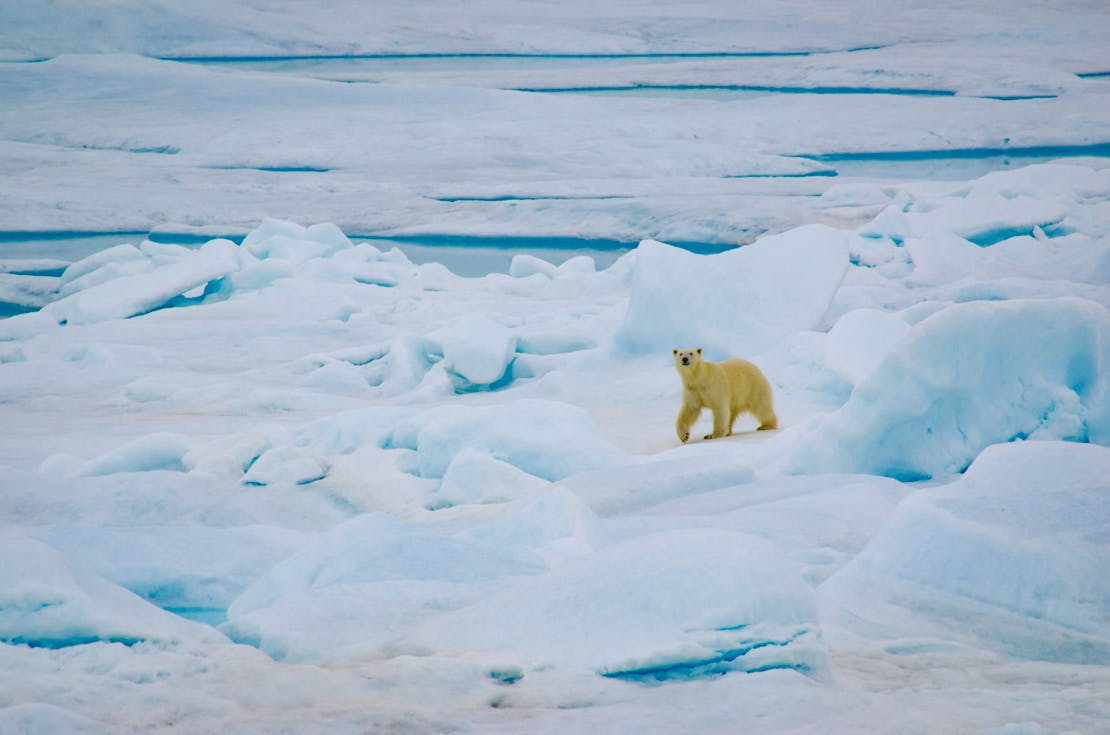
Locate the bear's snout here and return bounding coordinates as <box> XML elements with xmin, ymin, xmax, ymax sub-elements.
<box><xmin>681</xmin><ymin>356</ymin><xmax>690</xmax><ymax>365</ymax></box>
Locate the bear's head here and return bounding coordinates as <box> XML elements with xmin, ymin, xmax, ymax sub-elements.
<box><xmin>673</xmin><ymin>348</ymin><xmax>702</xmax><ymax>371</ymax></box>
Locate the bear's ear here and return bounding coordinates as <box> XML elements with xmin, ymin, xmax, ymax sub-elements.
<box><xmin>672</xmin><ymin>349</ymin><xmax>678</xmax><ymax>355</ymax></box>
<box><xmin>696</xmin><ymin>348</ymin><xmax>702</xmax><ymax>355</ymax></box>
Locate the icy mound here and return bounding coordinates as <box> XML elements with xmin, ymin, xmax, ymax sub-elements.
<box><xmin>21</xmin><ymin>219</ymin><xmax>377</xmax><ymax>327</ymax></box>
<box><xmin>640</xmin><ymin>473</ymin><xmax>908</xmax><ymax>586</ymax></box>
<box><xmin>787</xmin><ymin>297</ymin><xmax>1110</xmax><ymax>480</ymax></box>
<box><xmin>0</xmin><ymin>532</ymin><xmax>219</xmax><ymax>648</ymax></box>
<box><xmin>241</xmin><ymin>219</ymin><xmax>352</xmax><ymax>263</ymax></box>
<box><xmin>427</xmin><ymin>313</ymin><xmax>518</xmax><ymax>389</ymax></box>
<box><xmin>45</xmin><ymin>239</ymin><xmax>241</xmax><ymax>325</ymax></box>
<box><xmin>301</xmin><ymin>318</ymin><xmax>597</xmax><ymax>398</ymax></box>
<box><xmin>74</xmin><ymin>433</ymin><xmax>192</xmax><ymax>476</ymax></box>
<box><xmin>433</xmin><ymin>448</ymin><xmax>551</xmax><ymax>507</ymax></box>
<box><xmin>819</xmin><ymin>441</ymin><xmax>1110</xmax><ymax>663</ymax></box>
<box><xmin>824</xmin><ymin>308</ymin><xmax>910</xmax><ymax>386</ymax></box>
<box><xmin>0</xmin><ymin>272</ymin><xmax>56</xmax><ymax>312</ymax></box>
<box><xmin>398</xmin><ymin>528</ymin><xmax>828</xmax><ymax>683</ymax></box>
<box><xmin>28</xmin><ymin>525</ymin><xmax>310</xmax><ymax>612</ymax></box>
<box><xmin>613</xmin><ymin>226</ymin><xmax>850</xmax><ymax>359</ymax></box>
<box><xmin>387</xmin><ymin>399</ymin><xmax>626</xmax><ymax>482</ymax></box>
<box><xmin>242</xmin><ymin>446</ymin><xmax>328</xmax><ymax>486</ymax></box>
<box><xmin>222</xmin><ymin>512</ymin><xmax>547</xmax><ymax>662</ymax></box>
<box><xmin>859</xmin><ymin>163</ymin><xmax>1109</xmax><ymax>249</ymax></box>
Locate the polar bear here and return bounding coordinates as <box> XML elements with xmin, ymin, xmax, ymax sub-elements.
<box><xmin>673</xmin><ymin>348</ymin><xmax>777</xmax><ymax>443</ymax></box>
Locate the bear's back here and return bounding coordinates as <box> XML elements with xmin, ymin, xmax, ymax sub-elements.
<box><xmin>719</xmin><ymin>357</ymin><xmax>771</xmax><ymax>403</ymax></box>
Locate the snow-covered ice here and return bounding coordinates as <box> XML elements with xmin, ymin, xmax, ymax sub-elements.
<box><xmin>820</xmin><ymin>441</ymin><xmax>1110</xmax><ymax>664</ymax></box>
<box><xmin>1</xmin><ymin>2</ymin><xmax>1109</xmax><ymax>734</ymax></box>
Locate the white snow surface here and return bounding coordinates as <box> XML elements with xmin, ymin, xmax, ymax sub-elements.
<box><xmin>1</xmin><ymin>3</ymin><xmax>1110</xmax><ymax>734</ymax></box>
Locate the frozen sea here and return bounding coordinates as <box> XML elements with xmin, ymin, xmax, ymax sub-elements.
<box><xmin>1</xmin><ymin>2</ymin><xmax>1109</xmax><ymax>733</ymax></box>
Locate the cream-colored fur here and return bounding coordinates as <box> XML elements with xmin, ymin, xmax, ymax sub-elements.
<box><xmin>673</xmin><ymin>348</ymin><xmax>778</xmax><ymax>443</ymax></box>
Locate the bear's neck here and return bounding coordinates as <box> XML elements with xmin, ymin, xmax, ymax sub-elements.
<box><xmin>680</xmin><ymin>363</ymin><xmax>709</xmax><ymax>388</ymax></box>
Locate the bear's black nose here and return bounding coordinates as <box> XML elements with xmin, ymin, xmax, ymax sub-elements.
<box><xmin>681</xmin><ymin>357</ymin><xmax>689</xmax><ymax>365</ymax></box>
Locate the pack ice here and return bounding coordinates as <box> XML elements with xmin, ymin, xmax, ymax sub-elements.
<box><xmin>1</xmin><ymin>162</ymin><xmax>1109</xmax><ymax>731</ymax></box>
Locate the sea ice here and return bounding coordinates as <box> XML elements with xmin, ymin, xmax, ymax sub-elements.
<box><xmin>785</xmin><ymin>297</ymin><xmax>1110</xmax><ymax>479</ymax></box>
<box><xmin>396</xmin><ymin>528</ymin><xmax>828</xmax><ymax>683</ymax></box>
<box><xmin>386</xmin><ymin>399</ymin><xmax>626</xmax><ymax>481</ymax></box>
<box><xmin>819</xmin><ymin>441</ymin><xmax>1110</xmax><ymax>663</ymax></box>
<box><xmin>27</xmin><ymin>524</ymin><xmax>311</xmax><ymax>610</ymax></box>
<box><xmin>613</xmin><ymin>227</ymin><xmax>850</xmax><ymax>359</ymax></box>
<box><xmin>434</xmin><ymin>448</ymin><xmax>551</xmax><ymax>507</ymax></box>
<box><xmin>0</xmin><ymin>532</ymin><xmax>219</xmax><ymax>648</ymax></box>
<box><xmin>44</xmin><ymin>239</ymin><xmax>241</xmax><ymax>324</ymax></box>
<box><xmin>823</xmin><ymin>308</ymin><xmax>910</xmax><ymax>385</ymax></box>
<box><xmin>1</xmin><ymin>6</ymin><xmax>1108</xmax><ymax>731</ymax></box>
<box><xmin>428</xmin><ymin>313</ymin><xmax>518</xmax><ymax>389</ymax></box>
<box><xmin>242</xmin><ymin>446</ymin><xmax>328</xmax><ymax>486</ymax></box>
<box><xmin>221</xmin><ymin>512</ymin><xmax>546</xmax><ymax>662</ymax></box>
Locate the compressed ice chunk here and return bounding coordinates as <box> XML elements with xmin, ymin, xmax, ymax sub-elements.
<box><xmin>60</xmin><ymin>256</ymin><xmax>154</xmax><ymax>298</ymax></box>
<box><xmin>460</xmin><ymin>487</ymin><xmax>605</xmax><ymax>560</ymax></box>
<box><xmin>819</xmin><ymin>441</ymin><xmax>1110</xmax><ymax>663</ymax></box>
<box><xmin>239</xmin><ymin>218</ymin><xmax>307</xmax><ymax>254</ymax></box>
<box><xmin>398</xmin><ymin>528</ymin><xmax>828</xmax><ymax>681</ymax></box>
<box><xmin>304</xmin><ymin>222</ymin><xmax>354</xmax><ymax>253</ymax></box>
<box><xmin>555</xmin><ymin>255</ymin><xmax>596</xmax><ymax>278</ymax></box>
<box><xmin>58</xmin><ymin>243</ymin><xmax>144</xmax><ymax>288</ymax></box>
<box><xmin>0</xmin><ymin>532</ymin><xmax>217</xmax><ymax>648</ymax></box>
<box><xmin>824</xmin><ymin>308</ymin><xmax>910</xmax><ymax>385</ymax></box>
<box><xmin>389</xmin><ymin>400</ymin><xmax>625</xmax><ymax>481</ymax></box>
<box><xmin>139</xmin><ymin>240</ymin><xmax>193</xmax><ymax>264</ymax></box>
<box><xmin>294</xmin><ymin>407</ymin><xmax>414</xmax><ymax>458</ymax></box>
<box><xmin>613</xmin><ymin>227</ymin><xmax>850</xmax><ymax>359</ymax></box>
<box><xmin>29</xmin><ymin>525</ymin><xmax>311</xmax><ymax>609</ymax></box>
<box><xmin>434</xmin><ymin>449</ymin><xmax>551</xmax><ymax>507</ymax></box>
<box><xmin>242</xmin><ymin>446</ymin><xmax>327</xmax><ymax>486</ymax></box>
<box><xmin>245</xmin><ymin>235</ymin><xmax>328</xmax><ymax>264</ymax></box>
<box><xmin>509</xmin><ymin>254</ymin><xmax>557</xmax><ymax>279</ymax></box>
<box><xmin>904</xmin><ymin>232</ymin><xmax>1011</xmax><ymax>285</ymax></box>
<box><xmin>786</xmin><ymin>297</ymin><xmax>1110</xmax><ymax>480</ymax></box>
<box><xmin>222</xmin><ymin>513</ymin><xmax>546</xmax><ymax>662</ymax></box>
<box><xmin>45</xmin><ymin>239</ymin><xmax>241</xmax><ymax>324</ymax></box>
<box><xmin>515</xmin><ymin>329</ymin><xmax>596</xmax><ymax>355</ymax></box>
<box><xmin>351</xmin><ymin>336</ymin><xmax>438</xmax><ymax>398</ymax></box>
<box><xmin>78</xmin><ymin>433</ymin><xmax>191</xmax><ymax>476</ymax></box>
<box><xmin>0</xmin><ymin>273</ymin><xmax>57</xmax><ymax>308</ymax></box>
<box><xmin>428</xmin><ymin>314</ymin><xmax>517</xmax><ymax>389</ymax></box>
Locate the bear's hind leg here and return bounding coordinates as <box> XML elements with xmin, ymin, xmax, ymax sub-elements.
<box><xmin>727</xmin><ymin>408</ymin><xmax>741</xmax><ymax>436</ymax></box>
<box><xmin>756</xmin><ymin>405</ymin><xmax>778</xmax><ymax>431</ymax></box>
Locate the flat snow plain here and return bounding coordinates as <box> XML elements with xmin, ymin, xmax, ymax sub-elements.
<box><xmin>1</xmin><ymin>2</ymin><xmax>1109</xmax><ymax>733</ymax></box>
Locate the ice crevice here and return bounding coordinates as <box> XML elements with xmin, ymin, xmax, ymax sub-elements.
<box><xmin>601</xmin><ymin>626</ymin><xmax>816</xmax><ymax>683</ymax></box>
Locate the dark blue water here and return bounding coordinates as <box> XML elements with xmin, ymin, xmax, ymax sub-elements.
<box><xmin>168</xmin><ymin>48</ymin><xmax>888</xmax><ymax>73</ymax></box>
<box><xmin>802</xmin><ymin>142</ymin><xmax>1110</xmax><ymax>180</ymax></box>
<box><xmin>519</xmin><ymin>84</ymin><xmax>957</xmax><ymax>99</ymax></box>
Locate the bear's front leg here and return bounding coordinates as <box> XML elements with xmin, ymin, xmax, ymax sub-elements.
<box><xmin>676</xmin><ymin>398</ymin><xmax>701</xmax><ymax>443</ymax></box>
<box><xmin>704</xmin><ymin>400</ymin><xmax>730</xmax><ymax>440</ymax></box>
